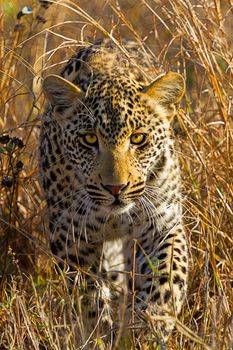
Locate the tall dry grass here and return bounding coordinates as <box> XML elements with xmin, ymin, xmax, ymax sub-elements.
<box><xmin>0</xmin><ymin>0</ymin><xmax>232</xmax><ymax>349</ymax></box>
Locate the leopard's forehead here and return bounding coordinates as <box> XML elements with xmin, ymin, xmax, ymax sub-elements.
<box><xmin>89</xmin><ymin>78</ymin><xmax>145</xmax><ymax>124</ymax></box>
<box><xmin>70</xmin><ymin>74</ymin><xmax>162</xmax><ymax>144</ymax></box>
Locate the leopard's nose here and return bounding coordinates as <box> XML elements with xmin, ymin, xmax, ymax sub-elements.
<box><xmin>101</xmin><ymin>183</ymin><xmax>128</xmax><ymax>196</ymax></box>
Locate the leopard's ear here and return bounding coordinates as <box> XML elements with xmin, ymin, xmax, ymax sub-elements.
<box><xmin>43</xmin><ymin>74</ymin><xmax>82</xmax><ymax>109</ymax></box>
<box><xmin>142</xmin><ymin>72</ymin><xmax>185</xmax><ymax>106</ymax></box>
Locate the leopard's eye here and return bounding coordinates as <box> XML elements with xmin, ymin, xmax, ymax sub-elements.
<box><xmin>82</xmin><ymin>133</ymin><xmax>98</xmax><ymax>146</ymax></box>
<box><xmin>130</xmin><ymin>133</ymin><xmax>146</xmax><ymax>145</ymax></box>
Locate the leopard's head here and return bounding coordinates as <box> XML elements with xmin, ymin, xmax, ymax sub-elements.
<box><xmin>43</xmin><ymin>72</ymin><xmax>184</xmax><ymax>214</ymax></box>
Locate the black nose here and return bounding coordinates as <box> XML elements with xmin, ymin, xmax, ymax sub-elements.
<box><xmin>101</xmin><ymin>183</ymin><xmax>128</xmax><ymax>196</ymax></box>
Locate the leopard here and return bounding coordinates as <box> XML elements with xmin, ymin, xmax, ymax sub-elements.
<box><xmin>39</xmin><ymin>39</ymin><xmax>188</xmax><ymax>348</ymax></box>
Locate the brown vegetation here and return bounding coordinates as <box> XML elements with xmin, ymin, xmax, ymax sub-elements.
<box><xmin>0</xmin><ymin>1</ymin><xmax>232</xmax><ymax>349</ymax></box>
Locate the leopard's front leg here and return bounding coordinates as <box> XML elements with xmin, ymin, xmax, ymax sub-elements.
<box><xmin>51</xmin><ymin>231</ymin><xmax>114</xmax><ymax>341</ymax></box>
<box><xmin>126</xmin><ymin>224</ymin><xmax>188</xmax><ymax>344</ymax></box>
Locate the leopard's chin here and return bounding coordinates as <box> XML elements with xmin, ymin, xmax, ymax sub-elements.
<box><xmin>101</xmin><ymin>201</ymin><xmax>134</xmax><ymax>215</ymax></box>
<box><xmin>111</xmin><ymin>202</ymin><xmax>134</xmax><ymax>215</ymax></box>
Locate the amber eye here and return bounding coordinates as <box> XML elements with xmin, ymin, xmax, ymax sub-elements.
<box><xmin>130</xmin><ymin>133</ymin><xmax>146</xmax><ymax>145</ymax></box>
<box><xmin>82</xmin><ymin>133</ymin><xmax>98</xmax><ymax>146</ymax></box>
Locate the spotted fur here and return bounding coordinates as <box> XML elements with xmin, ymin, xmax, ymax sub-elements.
<box><xmin>39</xmin><ymin>39</ymin><xmax>188</xmax><ymax>346</ymax></box>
